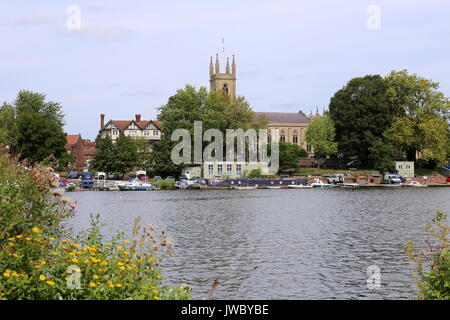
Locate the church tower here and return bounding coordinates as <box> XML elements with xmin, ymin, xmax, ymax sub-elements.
<box><xmin>209</xmin><ymin>54</ymin><xmax>236</xmax><ymax>99</ymax></box>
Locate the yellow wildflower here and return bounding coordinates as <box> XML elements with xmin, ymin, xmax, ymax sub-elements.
<box><xmin>12</xmin><ymin>272</ymin><xmax>20</xmax><ymax>277</ymax></box>
<box><xmin>39</xmin><ymin>275</ymin><xmax>46</xmax><ymax>281</ymax></box>
<box><xmin>108</xmin><ymin>282</ymin><xmax>115</xmax><ymax>288</ymax></box>
<box><xmin>25</xmin><ymin>237</ymin><xmax>31</xmax><ymax>241</ymax></box>
<box><xmin>71</xmin><ymin>258</ymin><xmax>78</xmax><ymax>263</ymax></box>
<box><xmin>3</xmin><ymin>272</ymin><xmax>11</xmax><ymax>277</ymax></box>
<box><xmin>52</xmin><ymin>251</ymin><xmax>58</xmax><ymax>256</ymax></box>
<box><xmin>154</xmin><ymin>296</ymin><xmax>159</xmax><ymax>300</ymax></box>
<box><xmin>46</xmin><ymin>281</ymin><xmax>55</xmax><ymax>286</ymax></box>
<box><xmin>8</xmin><ymin>242</ymin><xmax>14</xmax><ymax>246</ymax></box>
<box><xmin>89</xmin><ymin>282</ymin><xmax>96</xmax><ymax>287</ymax></box>
<box><xmin>116</xmin><ymin>283</ymin><xmax>122</xmax><ymax>288</ymax></box>
<box><xmin>117</xmin><ymin>262</ymin><xmax>124</xmax><ymax>266</ymax></box>
<box><xmin>49</xmin><ymin>237</ymin><xmax>55</xmax><ymax>241</ymax></box>
<box><xmin>16</xmin><ymin>235</ymin><xmax>23</xmax><ymax>239</ymax></box>
<box><xmin>119</xmin><ymin>266</ymin><xmax>125</xmax><ymax>271</ymax></box>
<box><xmin>117</xmin><ymin>246</ymin><xmax>124</xmax><ymax>251</ymax></box>
<box><xmin>32</xmin><ymin>227</ymin><xmax>40</xmax><ymax>233</ymax></box>
<box><xmin>73</xmin><ymin>244</ymin><xmax>79</xmax><ymax>249</ymax></box>
<box><xmin>93</xmin><ymin>275</ymin><xmax>99</xmax><ymax>280</ymax></box>
<box><xmin>40</xmin><ymin>261</ymin><xmax>46</xmax><ymax>265</ymax></box>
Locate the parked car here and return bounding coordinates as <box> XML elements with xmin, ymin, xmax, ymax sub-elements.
<box><xmin>179</xmin><ymin>175</ymin><xmax>188</xmax><ymax>181</ymax></box>
<box><xmin>165</xmin><ymin>176</ymin><xmax>176</xmax><ymax>182</ymax></box>
<box><xmin>69</xmin><ymin>170</ymin><xmax>79</xmax><ymax>179</ymax></box>
<box><xmin>280</xmin><ymin>174</ymin><xmax>290</xmax><ymax>179</ymax></box>
<box><xmin>327</xmin><ymin>173</ymin><xmax>344</xmax><ymax>184</ymax></box>
<box><xmin>346</xmin><ymin>160</ymin><xmax>362</xmax><ymax>169</ymax></box>
<box><xmin>153</xmin><ymin>176</ymin><xmax>162</xmax><ymax>182</ymax></box>
<box><xmin>383</xmin><ymin>173</ymin><xmax>402</xmax><ymax>184</ymax></box>
<box><xmin>446</xmin><ymin>177</ymin><xmax>450</xmax><ymax>183</ymax></box>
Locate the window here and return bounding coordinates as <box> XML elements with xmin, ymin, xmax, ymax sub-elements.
<box><xmin>112</xmin><ymin>129</ymin><xmax>119</xmax><ymax>136</ymax></box>
<box><xmin>144</xmin><ymin>130</ymin><xmax>150</xmax><ymax>136</ymax></box>
<box><xmin>293</xmin><ymin>131</ymin><xmax>298</xmax><ymax>144</ymax></box>
<box><xmin>217</xmin><ymin>164</ymin><xmax>223</xmax><ymax>176</ymax></box>
<box><xmin>153</xmin><ymin>130</ymin><xmax>159</xmax><ymax>136</ymax></box>
<box><xmin>227</xmin><ymin>164</ymin><xmax>232</xmax><ymax>175</ymax></box>
<box><xmin>307</xmin><ymin>144</ymin><xmax>312</xmax><ymax>153</ymax></box>
<box><xmin>280</xmin><ymin>130</ymin><xmax>285</xmax><ymax>142</ymax></box>
<box><xmin>236</xmin><ymin>164</ymin><xmax>242</xmax><ymax>175</ymax></box>
<box><xmin>208</xmin><ymin>165</ymin><xmax>214</xmax><ymax>176</ymax></box>
<box><xmin>128</xmin><ymin>130</ymin><xmax>137</xmax><ymax>136</ymax></box>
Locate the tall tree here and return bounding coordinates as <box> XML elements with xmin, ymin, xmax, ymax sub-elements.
<box><xmin>153</xmin><ymin>85</ymin><xmax>262</xmax><ymax>175</ymax></box>
<box><xmin>328</xmin><ymin>75</ymin><xmax>396</xmax><ymax>166</ymax></box>
<box><xmin>384</xmin><ymin>70</ymin><xmax>450</xmax><ymax>165</ymax></box>
<box><xmin>92</xmin><ymin>136</ymin><xmax>116</xmax><ymax>173</ymax></box>
<box><xmin>114</xmin><ymin>133</ymin><xmax>138</xmax><ymax>178</ymax></box>
<box><xmin>0</xmin><ymin>103</ymin><xmax>19</xmax><ymax>149</ymax></box>
<box><xmin>305</xmin><ymin>114</ymin><xmax>338</xmax><ymax>158</ymax></box>
<box><xmin>16</xmin><ymin>112</ymin><xmax>67</xmax><ymax>163</ymax></box>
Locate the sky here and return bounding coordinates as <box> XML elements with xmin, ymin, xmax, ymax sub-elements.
<box><xmin>0</xmin><ymin>0</ymin><xmax>449</xmax><ymax>140</ymax></box>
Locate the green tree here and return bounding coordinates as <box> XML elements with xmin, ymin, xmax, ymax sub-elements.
<box><xmin>2</xmin><ymin>91</ymin><xmax>67</xmax><ymax>163</ymax></box>
<box><xmin>329</xmin><ymin>75</ymin><xmax>396</xmax><ymax>166</ymax></box>
<box><xmin>114</xmin><ymin>133</ymin><xmax>138</xmax><ymax>178</ymax></box>
<box><xmin>305</xmin><ymin>114</ymin><xmax>338</xmax><ymax>158</ymax></box>
<box><xmin>16</xmin><ymin>112</ymin><xmax>67</xmax><ymax>163</ymax></box>
<box><xmin>275</xmin><ymin>142</ymin><xmax>307</xmax><ymax>172</ymax></box>
<box><xmin>384</xmin><ymin>70</ymin><xmax>450</xmax><ymax>165</ymax></box>
<box><xmin>0</xmin><ymin>103</ymin><xmax>19</xmax><ymax>149</ymax></box>
<box><xmin>92</xmin><ymin>136</ymin><xmax>116</xmax><ymax>174</ymax></box>
<box><xmin>154</xmin><ymin>85</ymin><xmax>262</xmax><ymax>176</ymax></box>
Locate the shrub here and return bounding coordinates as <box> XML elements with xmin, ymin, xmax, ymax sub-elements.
<box><xmin>153</xmin><ymin>180</ymin><xmax>176</xmax><ymax>190</ymax></box>
<box><xmin>405</xmin><ymin>211</ymin><xmax>450</xmax><ymax>300</ymax></box>
<box><xmin>246</xmin><ymin>169</ymin><xmax>262</xmax><ymax>179</ymax></box>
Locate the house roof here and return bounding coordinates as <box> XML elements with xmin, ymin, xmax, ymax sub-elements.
<box><xmin>253</xmin><ymin>112</ymin><xmax>310</xmax><ymax>123</ymax></box>
<box><xmin>66</xmin><ymin>134</ymin><xmax>80</xmax><ymax>146</ymax></box>
<box><xmin>104</xmin><ymin>119</ymin><xmax>162</xmax><ymax>132</ymax></box>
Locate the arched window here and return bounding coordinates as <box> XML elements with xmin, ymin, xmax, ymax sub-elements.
<box><xmin>223</xmin><ymin>83</ymin><xmax>229</xmax><ymax>95</ymax></box>
<box><xmin>280</xmin><ymin>130</ymin><xmax>285</xmax><ymax>142</ymax></box>
<box><xmin>293</xmin><ymin>130</ymin><xmax>298</xmax><ymax>144</ymax></box>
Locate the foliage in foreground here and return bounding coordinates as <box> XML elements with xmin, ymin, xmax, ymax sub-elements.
<box><xmin>406</xmin><ymin>212</ymin><xmax>450</xmax><ymax>300</ymax></box>
<box><xmin>0</xmin><ymin>148</ymin><xmax>191</xmax><ymax>300</ymax></box>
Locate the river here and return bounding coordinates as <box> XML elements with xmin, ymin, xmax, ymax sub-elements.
<box><xmin>66</xmin><ymin>187</ymin><xmax>450</xmax><ymax>299</ymax></box>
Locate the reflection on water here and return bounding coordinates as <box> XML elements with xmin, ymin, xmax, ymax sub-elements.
<box><xmin>66</xmin><ymin>188</ymin><xmax>450</xmax><ymax>299</ymax></box>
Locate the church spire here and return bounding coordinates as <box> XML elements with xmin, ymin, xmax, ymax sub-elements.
<box><xmin>231</xmin><ymin>54</ymin><xmax>236</xmax><ymax>75</ymax></box>
<box><xmin>210</xmin><ymin>56</ymin><xmax>214</xmax><ymax>77</ymax></box>
<box><xmin>215</xmin><ymin>54</ymin><xmax>220</xmax><ymax>74</ymax></box>
<box><xmin>226</xmin><ymin>57</ymin><xmax>230</xmax><ymax>74</ymax></box>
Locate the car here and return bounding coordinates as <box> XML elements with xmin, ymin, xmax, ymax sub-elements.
<box><xmin>153</xmin><ymin>176</ymin><xmax>162</xmax><ymax>182</ymax></box>
<box><xmin>446</xmin><ymin>177</ymin><xmax>450</xmax><ymax>183</ymax></box>
<box><xmin>327</xmin><ymin>173</ymin><xmax>344</xmax><ymax>184</ymax></box>
<box><xmin>165</xmin><ymin>176</ymin><xmax>176</xmax><ymax>182</ymax></box>
<box><xmin>179</xmin><ymin>175</ymin><xmax>188</xmax><ymax>181</ymax></box>
<box><xmin>280</xmin><ymin>174</ymin><xmax>290</xmax><ymax>179</ymax></box>
<box><xmin>69</xmin><ymin>170</ymin><xmax>79</xmax><ymax>179</ymax></box>
<box><xmin>346</xmin><ymin>160</ymin><xmax>362</xmax><ymax>169</ymax></box>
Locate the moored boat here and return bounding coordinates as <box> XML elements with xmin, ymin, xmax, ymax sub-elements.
<box><xmin>310</xmin><ymin>179</ymin><xmax>335</xmax><ymax>188</ymax></box>
<box><xmin>287</xmin><ymin>184</ymin><xmax>312</xmax><ymax>189</ymax></box>
<box><xmin>118</xmin><ymin>178</ymin><xmax>155</xmax><ymax>191</ymax></box>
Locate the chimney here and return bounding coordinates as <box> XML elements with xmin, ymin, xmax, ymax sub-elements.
<box><xmin>135</xmin><ymin>114</ymin><xmax>141</xmax><ymax>122</ymax></box>
<box><xmin>100</xmin><ymin>114</ymin><xmax>105</xmax><ymax>130</ymax></box>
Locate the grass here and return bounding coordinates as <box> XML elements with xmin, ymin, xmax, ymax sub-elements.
<box><xmin>414</xmin><ymin>167</ymin><xmax>442</xmax><ymax>177</ymax></box>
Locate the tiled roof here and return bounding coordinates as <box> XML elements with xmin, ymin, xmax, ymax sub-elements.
<box><xmin>106</xmin><ymin>120</ymin><xmax>162</xmax><ymax>131</ymax></box>
<box><xmin>66</xmin><ymin>134</ymin><xmax>80</xmax><ymax>146</ymax></box>
<box><xmin>253</xmin><ymin>112</ymin><xmax>310</xmax><ymax>123</ymax></box>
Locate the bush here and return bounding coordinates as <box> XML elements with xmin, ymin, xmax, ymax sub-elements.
<box><xmin>153</xmin><ymin>180</ymin><xmax>176</xmax><ymax>190</ymax></box>
<box><xmin>405</xmin><ymin>211</ymin><xmax>450</xmax><ymax>300</ymax></box>
<box><xmin>0</xmin><ymin>147</ymin><xmax>191</xmax><ymax>300</ymax></box>
<box><xmin>246</xmin><ymin>169</ymin><xmax>262</xmax><ymax>179</ymax></box>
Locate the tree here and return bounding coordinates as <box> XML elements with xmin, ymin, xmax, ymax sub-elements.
<box><xmin>2</xmin><ymin>90</ymin><xmax>67</xmax><ymax>163</ymax></box>
<box><xmin>277</xmin><ymin>142</ymin><xmax>307</xmax><ymax>172</ymax></box>
<box><xmin>305</xmin><ymin>114</ymin><xmax>338</xmax><ymax>158</ymax></box>
<box><xmin>114</xmin><ymin>133</ymin><xmax>138</xmax><ymax>178</ymax></box>
<box><xmin>384</xmin><ymin>70</ymin><xmax>450</xmax><ymax>165</ymax></box>
<box><xmin>153</xmin><ymin>85</ymin><xmax>263</xmax><ymax>176</ymax></box>
<box><xmin>329</xmin><ymin>75</ymin><xmax>396</xmax><ymax>166</ymax></box>
<box><xmin>91</xmin><ymin>136</ymin><xmax>116</xmax><ymax>173</ymax></box>
<box><xmin>0</xmin><ymin>103</ymin><xmax>18</xmax><ymax>149</ymax></box>
<box><xmin>16</xmin><ymin>112</ymin><xmax>67</xmax><ymax>163</ymax></box>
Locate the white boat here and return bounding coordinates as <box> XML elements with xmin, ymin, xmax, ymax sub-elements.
<box><xmin>403</xmin><ymin>181</ymin><xmax>427</xmax><ymax>188</ymax></box>
<box><xmin>379</xmin><ymin>183</ymin><xmax>402</xmax><ymax>187</ymax></box>
<box><xmin>339</xmin><ymin>183</ymin><xmax>360</xmax><ymax>188</ymax></box>
<box><xmin>118</xmin><ymin>178</ymin><xmax>155</xmax><ymax>191</ymax></box>
<box><xmin>310</xmin><ymin>179</ymin><xmax>335</xmax><ymax>188</ymax></box>
<box><xmin>232</xmin><ymin>186</ymin><xmax>257</xmax><ymax>190</ymax></box>
<box><xmin>264</xmin><ymin>186</ymin><xmax>282</xmax><ymax>189</ymax></box>
<box><xmin>287</xmin><ymin>184</ymin><xmax>312</xmax><ymax>189</ymax></box>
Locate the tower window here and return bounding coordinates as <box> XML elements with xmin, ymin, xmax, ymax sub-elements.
<box><xmin>223</xmin><ymin>83</ymin><xmax>229</xmax><ymax>95</ymax></box>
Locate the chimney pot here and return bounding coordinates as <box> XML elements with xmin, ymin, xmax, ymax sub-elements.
<box><xmin>100</xmin><ymin>114</ymin><xmax>105</xmax><ymax>130</ymax></box>
<box><xmin>135</xmin><ymin>114</ymin><xmax>141</xmax><ymax>122</ymax></box>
